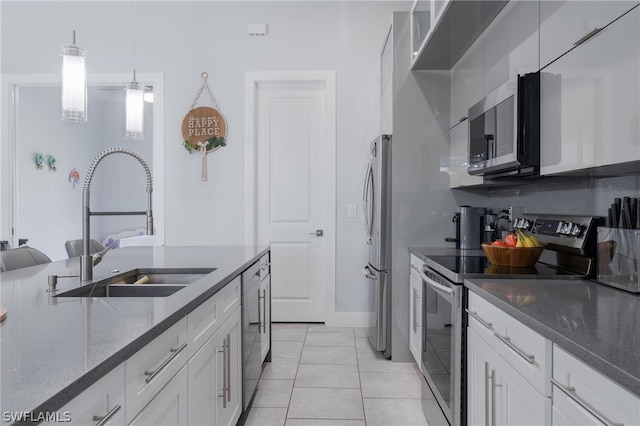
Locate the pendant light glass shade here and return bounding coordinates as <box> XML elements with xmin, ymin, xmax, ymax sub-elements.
<box><xmin>61</xmin><ymin>40</ymin><xmax>87</xmax><ymax>122</ymax></box>
<box><xmin>125</xmin><ymin>80</ymin><xmax>145</xmax><ymax>140</ymax></box>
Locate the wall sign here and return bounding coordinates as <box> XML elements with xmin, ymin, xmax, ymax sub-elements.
<box><xmin>181</xmin><ymin>72</ymin><xmax>227</xmax><ymax>181</ymax></box>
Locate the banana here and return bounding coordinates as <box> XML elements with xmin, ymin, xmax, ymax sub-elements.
<box><xmin>517</xmin><ymin>229</ymin><xmax>542</xmax><ymax>247</ymax></box>
<box><xmin>516</xmin><ymin>230</ymin><xmax>525</xmax><ymax>247</ymax></box>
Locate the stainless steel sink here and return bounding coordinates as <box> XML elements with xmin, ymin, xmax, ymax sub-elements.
<box><xmin>55</xmin><ymin>267</ymin><xmax>216</xmax><ymax>298</ymax></box>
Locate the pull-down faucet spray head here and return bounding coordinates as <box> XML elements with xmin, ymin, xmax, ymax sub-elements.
<box><xmin>80</xmin><ymin>147</ymin><xmax>154</xmax><ymax>281</ymax></box>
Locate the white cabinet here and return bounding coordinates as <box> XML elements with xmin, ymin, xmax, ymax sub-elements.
<box><xmin>125</xmin><ymin>318</ymin><xmax>188</xmax><ymax>423</ymax></box>
<box><xmin>540</xmin><ymin>6</ymin><xmax>640</xmax><ymax>176</ymax></box>
<box><xmin>408</xmin><ymin>255</ymin><xmax>423</xmax><ymax>369</ymax></box>
<box><xmin>466</xmin><ymin>291</ymin><xmax>552</xmax><ymax>426</ymax></box>
<box><xmin>128</xmin><ymin>366</ymin><xmax>187</xmax><ymax>426</ymax></box>
<box><xmin>540</xmin><ymin>1</ymin><xmax>638</xmax><ymax>69</ymax></box>
<box><xmin>53</xmin><ymin>364</ymin><xmax>125</xmax><ymax>426</ymax></box>
<box><xmin>215</xmin><ymin>308</ymin><xmax>242</xmax><ymax>426</ymax></box>
<box><xmin>188</xmin><ymin>307</ymin><xmax>242</xmax><ymax>426</ymax></box>
<box><xmin>467</xmin><ymin>327</ymin><xmax>550</xmax><ymax>426</ymax></box>
<box><xmin>552</xmin><ymin>345</ymin><xmax>640</xmax><ymax>426</ymax></box>
<box><xmin>187</xmin><ymin>274</ymin><xmax>244</xmax><ymax>426</ymax></box>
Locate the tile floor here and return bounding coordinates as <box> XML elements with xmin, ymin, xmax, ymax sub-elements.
<box><xmin>242</xmin><ymin>323</ymin><xmax>449</xmax><ymax>426</ymax></box>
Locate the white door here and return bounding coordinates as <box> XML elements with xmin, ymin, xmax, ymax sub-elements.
<box><xmin>247</xmin><ymin>72</ymin><xmax>335</xmax><ymax>323</ymax></box>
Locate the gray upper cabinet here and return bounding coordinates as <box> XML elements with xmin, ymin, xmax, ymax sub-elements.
<box><xmin>481</xmin><ymin>0</ymin><xmax>539</xmax><ymax>95</ymax></box>
<box><xmin>540</xmin><ymin>5</ymin><xmax>640</xmax><ymax>176</ymax></box>
<box><xmin>539</xmin><ymin>1</ymin><xmax>639</xmax><ymax>70</ymax></box>
<box><xmin>411</xmin><ymin>0</ymin><xmax>507</xmax><ymax>70</ymax></box>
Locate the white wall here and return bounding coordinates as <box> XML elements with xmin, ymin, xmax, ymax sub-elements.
<box><xmin>1</xmin><ymin>1</ymin><xmax>411</xmax><ymax>316</ymax></box>
<box><xmin>14</xmin><ymin>86</ymin><xmax>154</xmax><ymax>261</ymax></box>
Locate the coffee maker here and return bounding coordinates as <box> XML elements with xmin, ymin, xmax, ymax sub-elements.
<box><xmin>447</xmin><ymin>206</ymin><xmax>486</xmax><ymax>250</ymax></box>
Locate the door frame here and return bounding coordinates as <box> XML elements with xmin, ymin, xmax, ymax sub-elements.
<box><xmin>244</xmin><ymin>70</ymin><xmax>336</xmax><ymax>324</ymax></box>
<box><xmin>1</xmin><ymin>73</ymin><xmax>165</xmax><ymax>250</ymax></box>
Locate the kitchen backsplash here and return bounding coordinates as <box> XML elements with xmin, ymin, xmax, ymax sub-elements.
<box><xmin>483</xmin><ymin>174</ymin><xmax>640</xmax><ymax>218</ymax></box>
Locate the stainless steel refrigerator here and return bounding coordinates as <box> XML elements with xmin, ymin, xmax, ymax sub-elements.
<box><xmin>362</xmin><ymin>134</ymin><xmax>392</xmax><ymax>358</ymax></box>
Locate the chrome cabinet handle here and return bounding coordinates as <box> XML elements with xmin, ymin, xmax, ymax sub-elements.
<box><xmin>551</xmin><ymin>378</ymin><xmax>623</xmax><ymax>426</ymax></box>
<box><xmin>218</xmin><ymin>336</ymin><xmax>230</xmax><ymax>408</ymax></box>
<box><xmin>490</xmin><ymin>368</ymin><xmax>501</xmax><ymax>426</ymax></box>
<box><xmin>257</xmin><ymin>289</ymin><xmax>263</xmax><ymax>334</ymax></box>
<box><xmin>573</xmin><ymin>27</ymin><xmax>604</xmax><ymax>46</ymax></box>
<box><xmin>465</xmin><ymin>309</ymin><xmax>493</xmax><ymax>330</ymax></box>
<box><xmin>413</xmin><ymin>290</ymin><xmax>420</xmax><ymax>332</ymax></box>
<box><xmin>484</xmin><ymin>362</ymin><xmax>491</xmax><ymax>426</ymax></box>
<box><xmin>93</xmin><ymin>404</ymin><xmax>121</xmax><ymax>426</ymax></box>
<box><xmin>261</xmin><ymin>289</ymin><xmax>267</xmax><ymax>334</ymax></box>
<box><xmin>458</xmin><ymin>116</ymin><xmax>468</xmax><ymax>123</ymax></box>
<box><xmin>144</xmin><ymin>343</ymin><xmax>187</xmax><ymax>384</ymax></box>
<box><xmin>226</xmin><ymin>334</ymin><xmax>231</xmax><ymax>403</ymax></box>
<box><xmin>494</xmin><ymin>333</ymin><xmax>535</xmax><ymax>364</ymax></box>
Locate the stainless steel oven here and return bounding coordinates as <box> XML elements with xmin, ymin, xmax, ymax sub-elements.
<box><xmin>418</xmin><ymin>214</ymin><xmax>602</xmax><ymax>426</ymax></box>
<box><xmin>417</xmin><ymin>265</ymin><xmax>464</xmax><ymax>426</ymax></box>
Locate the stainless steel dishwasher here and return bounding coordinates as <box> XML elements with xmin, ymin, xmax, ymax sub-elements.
<box><xmin>242</xmin><ymin>253</ymin><xmax>271</xmax><ymax>410</ymax></box>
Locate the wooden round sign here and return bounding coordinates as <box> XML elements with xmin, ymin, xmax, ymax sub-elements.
<box><xmin>181</xmin><ymin>106</ymin><xmax>228</xmax><ymax>152</ymax></box>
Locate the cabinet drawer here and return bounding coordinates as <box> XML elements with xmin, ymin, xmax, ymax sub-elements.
<box><xmin>54</xmin><ymin>364</ymin><xmax>125</xmax><ymax>425</ymax></box>
<box><xmin>553</xmin><ymin>345</ymin><xmax>640</xmax><ymax>426</ymax></box>
<box><xmin>467</xmin><ymin>292</ymin><xmax>550</xmax><ymax>395</ymax></box>
<box><xmin>187</xmin><ymin>276</ymin><xmax>241</xmax><ymax>358</ymax></box>
<box><xmin>126</xmin><ymin>317</ymin><xmax>187</xmax><ymax>421</ymax></box>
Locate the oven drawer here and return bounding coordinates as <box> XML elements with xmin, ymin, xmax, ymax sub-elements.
<box><xmin>467</xmin><ymin>291</ymin><xmax>551</xmax><ymax>396</ymax></box>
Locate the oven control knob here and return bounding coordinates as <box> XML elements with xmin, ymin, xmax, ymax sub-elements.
<box><xmin>563</xmin><ymin>222</ymin><xmax>574</xmax><ymax>235</ymax></box>
<box><xmin>571</xmin><ymin>224</ymin><xmax>583</xmax><ymax>237</ymax></box>
<box><xmin>556</xmin><ymin>221</ymin><xmax>564</xmax><ymax>234</ymax></box>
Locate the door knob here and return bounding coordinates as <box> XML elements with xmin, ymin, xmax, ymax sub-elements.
<box><xmin>309</xmin><ymin>230</ymin><xmax>324</xmax><ymax>237</ymax></box>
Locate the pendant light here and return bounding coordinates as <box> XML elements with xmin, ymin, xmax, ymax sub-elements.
<box><xmin>61</xmin><ymin>24</ymin><xmax>87</xmax><ymax>122</ymax></box>
<box><xmin>125</xmin><ymin>1</ymin><xmax>144</xmax><ymax>140</ymax></box>
<box><xmin>125</xmin><ymin>71</ymin><xmax>145</xmax><ymax>140</ymax></box>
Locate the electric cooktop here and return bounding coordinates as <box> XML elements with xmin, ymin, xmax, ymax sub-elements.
<box><xmin>424</xmin><ymin>254</ymin><xmax>586</xmax><ymax>285</ymax></box>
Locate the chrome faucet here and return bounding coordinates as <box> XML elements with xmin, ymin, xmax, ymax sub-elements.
<box><xmin>80</xmin><ymin>147</ymin><xmax>154</xmax><ymax>281</ymax></box>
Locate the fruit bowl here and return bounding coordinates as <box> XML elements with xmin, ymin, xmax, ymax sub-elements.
<box><xmin>482</xmin><ymin>243</ymin><xmax>544</xmax><ymax>268</ymax></box>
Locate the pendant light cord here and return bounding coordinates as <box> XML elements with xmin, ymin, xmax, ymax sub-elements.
<box><xmin>132</xmin><ymin>0</ymin><xmax>137</xmax><ymax>82</ymax></box>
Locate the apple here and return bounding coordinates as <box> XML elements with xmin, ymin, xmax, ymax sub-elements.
<box><xmin>504</xmin><ymin>233</ymin><xmax>518</xmax><ymax>247</ymax></box>
<box><xmin>491</xmin><ymin>240</ymin><xmax>506</xmax><ymax>247</ymax></box>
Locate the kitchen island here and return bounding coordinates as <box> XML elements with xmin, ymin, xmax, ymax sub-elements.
<box><xmin>0</xmin><ymin>245</ymin><xmax>269</xmax><ymax>423</ymax></box>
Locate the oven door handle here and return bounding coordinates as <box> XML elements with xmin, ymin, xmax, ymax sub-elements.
<box><xmin>418</xmin><ymin>268</ymin><xmax>454</xmax><ymax>300</ymax></box>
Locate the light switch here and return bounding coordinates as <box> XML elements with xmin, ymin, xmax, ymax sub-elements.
<box><xmin>348</xmin><ymin>204</ymin><xmax>357</xmax><ymax>218</ymax></box>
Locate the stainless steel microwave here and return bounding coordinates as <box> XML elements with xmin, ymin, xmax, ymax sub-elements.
<box><xmin>467</xmin><ymin>72</ymin><xmax>540</xmax><ymax>177</ymax></box>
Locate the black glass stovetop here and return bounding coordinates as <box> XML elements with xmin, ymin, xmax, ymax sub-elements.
<box><xmin>424</xmin><ymin>254</ymin><xmax>585</xmax><ymax>284</ymax></box>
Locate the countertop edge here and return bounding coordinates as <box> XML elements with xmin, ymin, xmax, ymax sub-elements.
<box><xmin>26</xmin><ymin>246</ymin><xmax>270</xmax><ymax>416</ymax></box>
<box><xmin>464</xmin><ymin>279</ymin><xmax>640</xmax><ymax>398</ymax></box>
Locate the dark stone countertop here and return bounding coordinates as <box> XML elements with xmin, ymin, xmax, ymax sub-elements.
<box><xmin>0</xmin><ymin>245</ymin><xmax>269</xmax><ymax>419</ymax></box>
<box><xmin>465</xmin><ymin>277</ymin><xmax>640</xmax><ymax>398</ymax></box>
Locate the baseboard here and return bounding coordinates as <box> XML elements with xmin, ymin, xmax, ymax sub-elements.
<box><xmin>324</xmin><ymin>311</ymin><xmax>374</xmax><ymax>328</ymax></box>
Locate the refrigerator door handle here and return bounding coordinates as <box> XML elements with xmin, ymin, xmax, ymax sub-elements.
<box><xmin>362</xmin><ymin>162</ymin><xmax>374</xmax><ymax>245</ymax></box>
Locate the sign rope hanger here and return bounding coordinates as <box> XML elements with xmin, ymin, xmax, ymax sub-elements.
<box><xmin>181</xmin><ymin>72</ymin><xmax>228</xmax><ymax>181</ymax></box>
